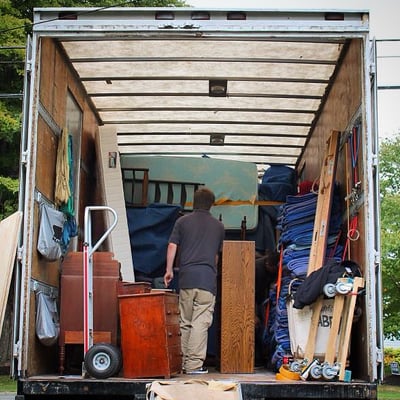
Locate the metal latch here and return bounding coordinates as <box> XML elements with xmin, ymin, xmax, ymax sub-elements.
<box><xmin>376</xmin><ymin>347</ymin><xmax>383</xmax><ymax>363</ymax></box>
<box><xmin>21</xmin><ymin>150</ymin><xmax>29</xmax><ymax>164</ymax></box>
<box><xmin>158</xmin><ymin>24</ymin><xmax>178</xmax><ymax>29</ymax></box>
<box><xmin>158</xmin><ymin>23</ymin><xmax>200</xmax><ymax>29</ymax></box>
<box><xmin>180</xmin><ymin>23</ymin><xmax>200</xmax><ymax>29</ymax></box>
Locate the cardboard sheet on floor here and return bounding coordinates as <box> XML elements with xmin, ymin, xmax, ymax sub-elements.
<box><xmin>146</xmin><ymin>380</ymin><xmax>242</xmax><ymax>400</ymax></box>
<box><xmin>0</xmin><ymin>211</ymin><xmax>22</xmax><ymax>333</ymax></box>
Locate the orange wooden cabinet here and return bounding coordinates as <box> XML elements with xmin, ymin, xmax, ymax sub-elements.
<box><xmin>119</xmin><ymin>291</ymin><xmax>182</xmax><ymax>378</ymax></box>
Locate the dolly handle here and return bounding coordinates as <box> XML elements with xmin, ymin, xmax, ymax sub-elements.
<box><xmin>83</xmin><ymin>206</ymin><xmax>118</xmax><ymax>357</ymax></box>
<box><xmin>84</xmin><ymin>206</ymin><xmax>118</xmax><ymax>256</ymax></box>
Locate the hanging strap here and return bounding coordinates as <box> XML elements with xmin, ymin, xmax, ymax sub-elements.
<box><xmin>343</xmin><ymin>215</ymin><xmax>359</xmax><ymax>260</ymax></box>
<box><xmin>276</xmin><ymin>244</ymin><xmax>284</xmax><ymax>302</ymax></box>
<box><xmin>344</xmin><ymin>125</ymin><xmax>361</xmax><ymax>260</ymax></box>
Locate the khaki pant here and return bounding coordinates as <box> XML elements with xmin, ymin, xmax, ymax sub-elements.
<box><xmin>179</xmin><ymin>288</ymin><xmax>215</xmax><ymax>371</ymax></box>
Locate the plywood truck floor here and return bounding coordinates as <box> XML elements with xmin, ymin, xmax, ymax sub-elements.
<box><xmin>24</xmin><ymin>368</ymin><xmax>279</xmax><ymax>383</ymax></box>
<box><xmin>24</xmin><ymin>368</ymin><xmax>371</xmax><ymax>384</ymax></box>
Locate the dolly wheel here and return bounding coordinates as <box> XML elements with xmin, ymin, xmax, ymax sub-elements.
<box><xmin>84</xmin><ymin>343</ymin><xmax>122</xmax><ymax>379</ymax></box>
<box><xmin>323</xmin><ymin>283</ymin><xmax>336</xmax><ymax>298</ymax></box>
<box><xmin>322</xmin><ymin>363</ymin><xmax>338</xmax><ymax>380</ymax></box>
<box><xmin>309</xmin><ymin>363</ymin><xmax>322</xmax><ymax>380</ymax></box>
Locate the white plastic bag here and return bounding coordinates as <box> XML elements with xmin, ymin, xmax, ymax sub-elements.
<box><xmin>37</xmin><ymin>203</ymin><xmax>65</xmax><ymax>261</ymax></box>
<box><xmin>35</xmin><ymin>291</ymin><xmax>60</xmax><ymax>346</ymax></box>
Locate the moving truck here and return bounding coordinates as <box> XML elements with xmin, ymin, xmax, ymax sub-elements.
<box><xmin>10</xmin><ymin>6</ymin><xmax>382</xmax><ymax>399</ymax></box>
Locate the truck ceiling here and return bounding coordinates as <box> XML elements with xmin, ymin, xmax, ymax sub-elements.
<box><xmin>33</xmin><ymin>7</ymin><xmax>369</xmax><ymax>174</ymax></box>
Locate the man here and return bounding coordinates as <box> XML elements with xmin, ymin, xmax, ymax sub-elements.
<box><xmin>164</xmin><ymin>187</ymin><xmax>225</xmax><ymax>374</ymax></box>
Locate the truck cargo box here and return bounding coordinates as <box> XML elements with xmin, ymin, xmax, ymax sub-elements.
<box><xmin>13</xmin><ymin>7</ymin><xmax>382</xmax><ymax>399</ymax></box>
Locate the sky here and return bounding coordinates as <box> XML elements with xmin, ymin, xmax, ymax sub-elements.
<box><xmin>187</xmin><ymin>0</ymin><xmax>400</xmax><ymax>141</ymax></box>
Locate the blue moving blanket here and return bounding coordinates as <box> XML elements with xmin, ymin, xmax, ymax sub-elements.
<box><xmin>126</xmin><ymin>204</ymin><xmax>181</xmax><ymax>276</ymax></box>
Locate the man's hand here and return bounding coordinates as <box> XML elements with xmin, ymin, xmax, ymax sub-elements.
<box><xmin>164</xmin><ymin>270</ymin><xmax>174</xmax><ymax>288</ymax></box>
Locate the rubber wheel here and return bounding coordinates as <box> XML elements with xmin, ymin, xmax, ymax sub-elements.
<box><xmin>309</xmin><ymin>363</ymin><xmax>322</xmax><ymax>380</ymax></box>
<box><xmin>290</xmin><ymin>361</ymin><xmax>302</xmax><ymax>373</ymax></box>
<box><xmin>336</xmin><ymin>282</ymin><xmax>352</xmax><ymax>295</ymax></box>
<box><xmin>322</xmin><ymin>364</ymin><xmax>337</xmax><ymax>380</ymax></box>
<box><xmin>323</xmin><ymin>283</ymin><xmax>336</xmax><ymax>298</ymax></box>
<box><xmin>84</xmin><ymin>343</ymin><xmax>122</xmax><ymax>379</ymax></box>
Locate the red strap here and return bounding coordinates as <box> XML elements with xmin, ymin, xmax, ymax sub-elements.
<box><xmin>276</xmin><ymin>245</ymin><xmax>284</xmax><ymax>302</ymax></box>
<box><xmin>343</xmin><ymin>215</ymin><xmax>359</xmax><ymax>260</ymax></box>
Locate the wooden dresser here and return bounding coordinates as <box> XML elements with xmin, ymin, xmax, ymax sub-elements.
<box><xmin>119</xmin><ymin>291</ymin><xmax>182</xmax><ymax>378</ymax></box>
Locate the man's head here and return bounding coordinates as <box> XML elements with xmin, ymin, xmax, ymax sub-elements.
<box><xmin>193</xmin><ymin>187</ymin><xmax>215</xmax><ymax>210</ymax></box>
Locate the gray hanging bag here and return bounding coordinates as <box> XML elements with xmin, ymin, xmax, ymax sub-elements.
<box><xmin>35</xmin><ymin>291</ymin><xmax>60</xmax><ymax>346</ymax></box>
<box><xmin>37</xmin><ymin>203</ymin><xmax>65</xmax><ymax>261</ymax></box>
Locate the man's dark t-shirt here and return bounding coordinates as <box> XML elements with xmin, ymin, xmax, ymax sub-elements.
<box><xmin>168</xmin><ymin>209</ymin><xmax>225</xmax><ymax>296</ymax></box>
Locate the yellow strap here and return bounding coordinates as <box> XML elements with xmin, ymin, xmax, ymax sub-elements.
<box><xmin>184</xmin><ymin>199</ymin><xmax>284</xmax><ymax>208</ymax></box>
<box><xmin>275</xmin><ymin>372</ymin><xmax>292</xmax><ymax>381</ymax></box>
<box><xmin>278</xmin><ymin>365</ymin><xmax>301</xmax><ymax>380</ymax></box>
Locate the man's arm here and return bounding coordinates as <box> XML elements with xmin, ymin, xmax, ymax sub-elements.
<box><xmin>164</xmin><ymin>242</ymin><xmax>178</xmax><ymax>288</ymax></box>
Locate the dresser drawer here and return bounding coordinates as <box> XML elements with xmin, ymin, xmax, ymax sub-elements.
<box><xmin>166</xmin><ymin>324</ymin><xmax>181</xmax><ymax>346</ymax></box>
<box><xmin>165</xmin><ymin>302</ymin><xmax>180</xmax><ymax>325</ymax></box>
<box><xmin>168</xmin><ymin>345</ymin><xmax>183</xmax><ymax>373</ymax></box>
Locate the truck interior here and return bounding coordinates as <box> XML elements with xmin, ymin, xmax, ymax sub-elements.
<box><xmin>14</xmin><ymin>8</ymin><xmax>381</xmax><ymax>399</ymax></box>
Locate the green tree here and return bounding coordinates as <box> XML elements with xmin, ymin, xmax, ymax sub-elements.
<box><xmin>0</xmin><ymin>0</ymin><xmax>26</xmax><ymax>179</ymax></box>
<box><xmin>13</xmin><ymin>0</ymin><xmax>187</xmax><ymax>22</ymax></box>
<box><xmin>0</xmin><ymin>0</ymin><xmax>186</xmax><ymax>219</ymax></box>
<box><xmin>0</xmin><ymin>175</ymin><xmax>19</xmax><ymax>219</ymax></box>
<box><xmin>379</xmin><ymin>134</ymin><xmax>400</xmax><ymax>339</ymax></box>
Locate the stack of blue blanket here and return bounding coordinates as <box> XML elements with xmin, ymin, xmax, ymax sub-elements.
<box><xmin>266</xmin><ymin>186</ymin><xmax>344</xmax><ymax>370</ymax></box>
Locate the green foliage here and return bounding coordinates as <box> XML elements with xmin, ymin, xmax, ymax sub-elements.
<box><xmin>0</xmin><ymin>101</ymin><xmax>20</xmax><ymax>142</ymax></box>
<box><xmin>0</xmin><ymin>1</ymin><xmax>27</xmax><ymax>88</ymax></box>
<box><xmin>379</xmin><ymin>135</ymin><xmax>400</xmax><ymax>339</ymax></box>
<box><xmin>0</xmin><ymin>100</ymin><xmax>21</xmax><ymax>177</ymax></box>
<box><xmin>0</xmin><ymin>176</ymin><xmax>19</xmax><ymax>220</ymax></box>
<box><xmin>9</xmin><ymin>0</ymin><xmax>187</xmax><ymax>23</ymax></box>
<box><xmin>380</xmin><ymin>136</ymin><xmax>400</xmax><ymax>195</ymax></box>
<box><xmin>384</xmin><ymin>347</ymin><xmax>400</xmax><ymax>367</ymax></box>
<box><xmin>0</xmin><ymin>1</ymin><xmax>25</xmax><ymax>182</ymax></box>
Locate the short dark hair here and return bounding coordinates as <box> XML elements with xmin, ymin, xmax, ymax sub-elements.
<box><xmin>193</xmin><ymin>187</ymin><xmax>215</xmax><ymax>210</ymax></box>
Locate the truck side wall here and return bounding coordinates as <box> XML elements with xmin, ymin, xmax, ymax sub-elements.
<box><xmin>299</xmin><ymin>38</ymin><xmax>370</xmax><ymax>379</ymax></box>
<box><xmin>27</xmin><ymin>37</ymin><xmax>103</xmax><ymax>375</ymax></box>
